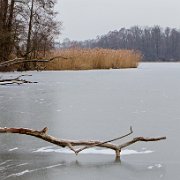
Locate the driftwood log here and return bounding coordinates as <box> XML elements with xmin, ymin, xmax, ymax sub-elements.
<box><xmin>0</xmin><ymin>55</ymin><xmax>72</xmax><ymax>71</ymax></box>
<box><xmin>0</xmin><ymin>75</ymin><xmax>37</xmax><ymax>85</ymax></box>
<box><xmin>0</xmin><ymin>56</ymin><xmax>69</xmax><ymax>68</ymax></box>
<box><xmin>0</xmin><ymin>126</ymin><xmax>166</xmax><ymax>159</ymax></box>
<box><xmin>0</xmin><ymin>56</ymin><xmax>71</xmax><ymax>83</ymax></box>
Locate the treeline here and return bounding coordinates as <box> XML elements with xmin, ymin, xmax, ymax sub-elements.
<box><xmin>62</xmin><ymin>26</ymin><xmax>180</xmax><ymax>61</ymax></box>
<box><xmin>0</xmin><ymin>0</ymin><xmax>60</xmax><ymax>68</ymax></box>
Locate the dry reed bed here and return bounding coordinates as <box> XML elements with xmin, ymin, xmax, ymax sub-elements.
<box><xmin>44</xmin><ymin>49</ymin><xmax>141</xmax><ymax>70</ymax></box>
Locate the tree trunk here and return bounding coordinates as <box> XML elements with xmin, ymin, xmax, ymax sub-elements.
<box><xmin>7</xmin><ymin>0</ymin><xmax>15</xmax><ymax>57</ymax></box>
<box><xmin>0</xmin><ymin>0</ymin><xmax>9</xmax><ymax>62</ymax></box>
<box><xmin>24</xmin><ymin>0</ymin><xmax>34</xmax><ymax>70</ymax></box>
<box><xmin>0</xmin><ymin>0</ymin><xmax>15</xmax><ymax>62</ymax></box>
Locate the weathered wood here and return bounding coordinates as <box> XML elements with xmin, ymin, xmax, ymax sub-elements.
<box><xmin>0</xmin><ymin>126</ymin><xmax>166</xmax><ymax>158</ymax></box>
<box><xmin>119</xmin><ymin>136</ymin><xmax>166</xmax><ymax>149</ymax></box>
<box><xmin>75</xmin><ymin>126</ymin><xmax>133</xmax><ymax>155</ymax></box>
<box><xmin>0</xmin><ymin>56</ymin><xmax>70</xmax><ymax>68</ymax></box>
<box><xmin>0</xmin><ymin>74</ymin><xmax>37</xmax><ymax>85</ymax></box>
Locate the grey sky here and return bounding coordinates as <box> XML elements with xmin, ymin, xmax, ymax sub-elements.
<box><xmin>56</xmin><ymin>0</ymin><xmax>180</xmax><ymax>41</ymax></box>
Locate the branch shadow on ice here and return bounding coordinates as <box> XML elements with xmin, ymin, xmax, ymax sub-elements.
<box><xmin>0</xmin><ymin>154</ymin><xmax>166</xmax><ymax>180</ymax></box>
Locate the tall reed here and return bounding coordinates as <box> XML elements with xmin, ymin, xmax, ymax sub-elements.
<box><xmin>44</xmin><ymin>48</ymin><xmax>141</xmax><ymax>70</ymax></box>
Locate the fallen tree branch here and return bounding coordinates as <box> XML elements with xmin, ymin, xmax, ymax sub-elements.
<box><xmin>0</xmin><ymin>126</ymin><xmax>166</xmax><ymax>159</ymax></box>
<box><xmin>0</xmin><ymin>56</ymin><xmax>70</xmax><ymax>68</ymax></box>
<box><xmin>0</xmin><ymin>75</ymin><xmax>37</xmax><ymax>85</ymax></box>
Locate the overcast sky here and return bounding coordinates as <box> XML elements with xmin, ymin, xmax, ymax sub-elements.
<box><xmin>56</xmin><ymin>0</ymin><xmax>180</xmax><ymax>41</ymax></box>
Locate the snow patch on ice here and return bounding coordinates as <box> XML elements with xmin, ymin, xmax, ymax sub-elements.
<box><xmin>5</xmin><ymin>163</ymin><xmax>63</xmax><ymax>179</ymax></box>
<box><xmin>155</xmin><ymin>164</ymin><xmax>162</xmax><ymax>168</ymax></box>
<box><xmin>8</xmin><ymin>147</ymin><xmax>18</xmax><ymax>152</ymax></box>
<box><xmin>16</xmin><ymin>163</ymin><xmax>28</xmax><ymax>167</ymax></box>
<box><xmin>33</xmin><ymin>146</ymin><xmax>154</xmax><ymax>156</ymax></box>
<box><xmin>56</xmin><ymin>109</ymin><xmax>62</xmax><ymax>112</ymax></box>
<box><xmin>148</xmin><ymin>164</ymin><xmax>163</xmax><ymax>170</ymax></box>
<box><xmin>14</xmin><ymin>170</ymin><xmax>29</xmax><ymax>176</ymax></box>
<box><xmin>0</xmin><ymin>160</ymin><xmax>12</xmax><ymax>166</ymax></box>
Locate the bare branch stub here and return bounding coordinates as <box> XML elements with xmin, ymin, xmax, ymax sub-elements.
<box><xmin>0</xmin><ymin>127</ymin><xmax>166</xmax><ymax>159</ymax></box>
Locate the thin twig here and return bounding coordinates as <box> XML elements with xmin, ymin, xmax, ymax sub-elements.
<box><xmin>75</xmin><ymin>126</ymin><xmax>133</xmax><ymax>154</ymax></box>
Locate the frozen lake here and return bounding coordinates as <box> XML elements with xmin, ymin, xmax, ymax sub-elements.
<box><xmin>0</xmin><ymin>63</ymin><xmax>180</xmax><ymax>179</ymax></box>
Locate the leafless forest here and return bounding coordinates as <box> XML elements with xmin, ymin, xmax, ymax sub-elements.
<box><xmin>1</xmin><ymin>1</ymin><xmax>180</xmax><ymax>72</ymax></box>
<box><xmin>0</xmin><ymin>0</ymin><xmax>60</xmax><ymax>70</ymax></box>
<box><xmin>62</xmin><ymin>26</ymin><xmax>180</xmax><ymax>62</ymax></box>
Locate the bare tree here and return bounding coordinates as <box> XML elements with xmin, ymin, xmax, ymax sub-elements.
<box><xmin>0</xmin><ymin>0</ymin><xmax>61</xmax><ymax>70</ymax></box>
<box><xmin>0</xmin><ymin>0</ymin><xmax>15</xmax><ymax>61</ymax></box>
<box><xmin>74</xmin><ymin>26</ymin><xmax>180</xmax><ymax>62</ymax></box>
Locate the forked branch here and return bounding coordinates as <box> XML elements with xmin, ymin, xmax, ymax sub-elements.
<box><xmin>0</xmin><ymin>126</ymin><xmax>166</xmax><ymax>159</ymax></box>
